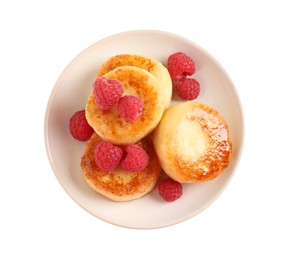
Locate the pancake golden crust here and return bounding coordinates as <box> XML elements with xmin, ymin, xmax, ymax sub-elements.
<box><xmin>81</xmin><ymin>132</ymin><xmax>161</xmax><ymax>202</ymax></box>
<box><xmin>97</xmin><ymin>54</ymin><xmax>172</xmax><ymax>108</ymax></box>
<box><xmin>86</xmin><ymin>66</ymin><xmax>164</xmax><ymax>145</ymax></box>
<box><xmin>97</xmin><ymin>54</ymin><xmax>158</xmax><ymax>76</ymax></box>
<box><xmin>153</xmin><ymin>102</ymin><xmax>232</xmax><ymax>183</ymax></box>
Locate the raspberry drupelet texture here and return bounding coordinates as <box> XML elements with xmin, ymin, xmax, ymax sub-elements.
<box><xmin>117</xmin><ymin>95</ymin><xmax>144</xmax><ymax>122</ymax></box>
<box><xmin>94</xmin><ymin>140</ymin><xmax>123</xmax><ymax>172</ymax></box>
<box><xmin>93</xmin><ymin>77</ymin><xmax>123</xmax><ymax>110</ymax></box>
<box><xmin>158</xmin><ymin>178</ymin><xmax>183</xmax><ymax>202</ymax></box>
<box><xmin>120</xmin><ymin>144</ymin><xmax>149</xmax><ymax>172</ymax></box>
<box><xmin>69</xmin><ymin>110</ymin><xmax>94</xmax><ymax>141</ymax></box>
<box><xmin>176</xmin><ymin>77</ymin><xmax>200</xmax><ymax>100</ymax></box>
<box><xmin>167</xmin><ymin>52</ymin><xmax>195</xmax><ymax>81</ymax></box>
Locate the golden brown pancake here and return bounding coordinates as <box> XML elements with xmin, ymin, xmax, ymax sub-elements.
<box><xmin>97</xmin><ymin>54</ymin><xmax>172</xmax><ymax>108</ymax></box>
<box><xmin>86</xmin><ymin>65</ymin><xmax>164</xmax><ymax>145</ymax></box>
<box><xmin>81</xmin><ymin>132</ymin><xmax>161</xmax><ymax>202</ymax></box>
<box><xmin>153</xmin><ymin>101</ymin><xmax>232</xmax><ymax>183</ymax></box>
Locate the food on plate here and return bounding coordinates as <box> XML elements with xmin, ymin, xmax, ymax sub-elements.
<box><xmin>158</xmin><ymin>178</ymin><xmax>183</xmax><ymax>202</ymax></box>
<box><xmin>81</xmin><ymin>132</ymin><xmax>161</xmax><ymax>202</ymax></box>
<box><xmin>86</xmin><ymin>66</ymin><xmax>164</xmax><ymax>145</ymax></box>
<box><xmin>167</xmin><ymin>52</ymin><xmax>195</xmax><ymax>81</ymax></box>
<box><xmin>167</xmin><ymin>52</ymin><xmax>200</xmax><ymax>101</ymax></box>
<box><xmin>175</xmin><ymin>77</ymin><xmax>200</xmax><ymax>100</ymax></box>
<box><xmin>69</xmin><ymin>110</ymin><xmax>94</xmax><ymax>141</ymax></box>
<box><xmin>67</xmin><ymin>51</ymin><xmax>233</xmax><ymax>203</ymax></box>
<box><xmin>153</xmin><ymin>101</ymin><xmax>232</xmax><ymax>183</ymax></box>
<box><xmin>117</xmin><ymin>95</ymin><xmax>144</xmax><ymax>123</ymax></box>
<box><xmin>97</xmin><ymin>54</ymin><xmax>172</xmax><ymax>108</ymax></box>
<box><xmin>92</xmin><ymin>76</ymin><xmax>123</xmax><ymax>110</ymax></box>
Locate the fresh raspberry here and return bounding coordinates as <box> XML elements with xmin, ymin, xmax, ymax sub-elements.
<box><xmin>93</xmin><ymin>77</ymin><xmax>123</xmax><ymax>110</ymax></box>
<box><xmin>69</xmin><ymin>110</ymin><xmax>94</xmax><ymax>141</ymax></box>
<box><xmin>120</xmin><ymin>144</ymin><xmax>149</xmax><ymax>172</ymax></box>
<box><xmin>94</xmin><ymin>140</ymin><xmax>123</xmax><ymax>172</ymax></box>
<box><xmin>158</xmin><ymin>178</ymin><xmax>183</xmax><ymax>202</ymax></box>
<box><xmin>117</xmin><ymin>95</ymin><xmax>144</xmax><ymax>122</ymax></box>
<box><xmin>176</xmin><ymin>78</ymin><xmax>200</xmax><ymax>100</ymax></box>
<box><xmin>167</xmin><ymin>52</ymin><xmax>196</xmax><ymax>81</ymax></box>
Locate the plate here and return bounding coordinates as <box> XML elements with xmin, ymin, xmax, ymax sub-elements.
<box><xmin>44</xmin><ymin>30</ymin><xmax>244</xmax><ymax>229</ymax></box>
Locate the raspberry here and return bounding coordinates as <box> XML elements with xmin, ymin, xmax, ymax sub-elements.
<box><xmin>176</xmin><ymin>78</ymin><xmax>200</xmax><ymax>100</ymax></box>
<box><xmin>69</xmin><ymin>110</ymin><xmax>94</xmax><ymax>141</ymax></box>
<box><xmin>120</xmin><ymin>144</ymin><xmax>149</xmax><ymax>172</ymax></box>
<box><xmin>94</xmin><ymin>141</ymin><xmax>123</xmax><ymax>172</ymax></box>
<box><xmin>158</xmin><ymin>178</ymin><xmax>183</xmax><ymax>202</ymax></box>
<box><xmin>93</xmin><ymin>77</ymin><xmax>123</xmax><ymax>110</ymax></box>
<box><xmin>117</xmin><ymin>95</ymin><xmax>144</xmax><ymax>122</ymax></box>
<box><xmin>167</xmin><ymin>52</ymin><xmax>195</xmax><ymax>81</ymax></box>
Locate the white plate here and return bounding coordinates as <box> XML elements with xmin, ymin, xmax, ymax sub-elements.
<box><xmin>44</xmin><ymin>30</ymin><xmax>244</xmax><ymax>229</ymax></box>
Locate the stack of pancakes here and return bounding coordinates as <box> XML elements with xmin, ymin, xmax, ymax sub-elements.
<box><xmin>81</xmin><ymin>54</ymin><xmax>172</xmax><ymax>201</ymax></box>
<box><xmin>81</xmin><ymin>54</ymin><xmax>232</xmax><ymax>202</ymax></box>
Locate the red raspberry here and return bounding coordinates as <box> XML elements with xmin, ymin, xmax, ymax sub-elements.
<box><xmin>94</xmin><ymin>140</ymin><xmax>123</xmax><ymax>172</ymax></box>
<box><xmin>69</xmin><ymin>110</ymin><xmax>94</xmax><ymax>141</ymax></box>
<box><xmin>117</xmin><ymin>95</ymin><xmax>144</xmax><ymax>122</ymax></box>
<box><xmin>176</xmin><ymin>78</ymin><xmax>200</xmax><ymax>100</ymax></box>
<box><xmin>158</xmin><ymin>178</ymin><xmax>183</xmax><ymax>202</ymax></box>
<box><xmin>120</xmin><ymin>144</ymin><xmax>149</xmax><ymax>172</ymax></box>
<box><xmin>167</xmin><ymin>52</ymin><xmax>195</xmax><ymax>81</ymax></box>
<box><xmin>93</xmin><ymin>77</ymin><xmax>123</xmax><ymax>110</ymax></box>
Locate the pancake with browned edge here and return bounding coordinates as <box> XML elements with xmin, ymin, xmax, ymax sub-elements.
<box><xmin>97</xmin><ymin>54</ymin><xmax>172</xmax><ymax>108</ymax></box>
<box><xmin>153</xmin><ymin>101</ymin><xmax>232</xmax><ymax>183</ymax></box>
<box><xmin>81</xmin><ymin>132</ymin><xmax>161</xmax><ymax>202</ymax></box>
<box><xmin>86</xmin><ymin>65</ymin><xmax>164</xmax><ymax>145</ymax></box>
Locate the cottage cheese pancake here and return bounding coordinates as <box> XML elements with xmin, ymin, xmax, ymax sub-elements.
<box><xmin>81</xmin><ymin>132</ymin><xmax>161</xmax><ymax>202</ymax></box>
<box><xmin>86</xmin><ymin>66</ymin><xmax>164</xmax><ymax>145</ymax></box>
<box><xmin>97</xmin><ymin>54</ymin><xmax>172</xmax><ymax>108</ymax></box>
<box><xmin>153</xmin><ymin>102</ymin><xmax>232</xmax><ymax>183</ymax></box>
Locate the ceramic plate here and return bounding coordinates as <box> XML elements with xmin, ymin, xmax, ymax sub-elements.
<box><xmin>44</xmin><ymin>30</ymin><xmax>244</xmax><ymax>229</ymax></box>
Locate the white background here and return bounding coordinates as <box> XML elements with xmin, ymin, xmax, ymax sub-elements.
<box><xmin>1</xmin><ymin>0</ymin><xmax>283</xmax><ymax>259</ymax></box>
